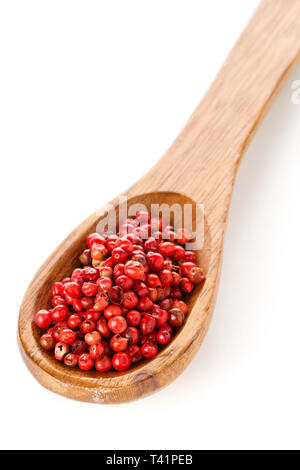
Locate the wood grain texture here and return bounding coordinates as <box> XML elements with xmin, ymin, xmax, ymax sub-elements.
<box><xmin>18</xmin><ymin>0</ymin><xmax>300</xmax><ymax>403</ymax></box>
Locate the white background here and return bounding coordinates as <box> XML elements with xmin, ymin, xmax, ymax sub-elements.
<box><xmin>1</xmin><ymin>0</ymin><xmax>300</xmax><ymax>450</ymax></box>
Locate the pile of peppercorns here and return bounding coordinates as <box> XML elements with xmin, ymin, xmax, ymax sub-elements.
<box><xmin>35</xmin><ymin>212</ymin><xmax>205</xmax><ymax>372</ymax></box>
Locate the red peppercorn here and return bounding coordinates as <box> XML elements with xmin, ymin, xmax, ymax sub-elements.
<box><xmin>89</xmin><ymin>342</ymin><xmax>105</xmax><ymax>360</ymax></box>
<box><xmin>125</xmin><ymin>233</ymin><xmax>141</xmax><ymax>245</ymax></box>
<box><xmin>141</xmin><ymin>331</ymin><xmax>157</xmax><ymax>345</ymax></box>
<box><xmin>115</xmin><ymin>238</ymin><xmax>134</xmax><ymax>255</ymax></box>
<box><xmin>64</xmin><ymin>293</ymin><xmax>74</xmax><ymax>305</ymax></box>
<box><xmin>71</xmin><ymin>268</ymin><xmax>81</xmax><ymax>280</ymax></box>
<box><xmin>70</xmin><ymin>339</ymin><xmax>88</xmax><ymax>355</ymax></box>
<box><xmin>71</xmin><ymin>298</ymin><xmax>83</xmax><ymax>312</ymax></box>
<box><xmin>107</xmin><ymin>233</ymin><xmax>119</xmax><ymax>242</ymax></box>
<box><xmin>85</xmin><ymin>331</ymin><xmax>101</xmax><ymax>345</ymax></box>
<box><xmin>163</xmin><ymin>260</ymin><xmax>172</xmax><ymax>271</ymax></box>
<box><xmin>152</xmin><ymin>307</ymin><xmax>168</xmax><ymax>328</ymax></box>
<box><xmin>94</xmin><ymin>291</ymin><xmax>110</xmax><ymax>311</ymax></box>
<box><xmin>81</xmin><ymin>296</ymin><xmax>94</xmax><ymax>310</ymax></box>
<box><xmin>144</xmin><ymin>237</ymin><xmax>159</xmax><ymax>252</ymax></box>
<box><xmin>64</xmin><ymin>353</ymin><xmax>79</xmax><ymax>367</ymax></box>
<box><xmin>40</xmin><ymin>334</ymin><xmax>55</xmax><ymax>350</ymax></box>
<box><xmin>173</xmin><ymin>245</ymin><xmax>186</xmax><ymax>261</ymax></box>
<box><xmin>140</xmin><ymin>314</ymin><xmax>156</xmax><ymax>335</ymax></box>
<box><xmin>87</xmin><ymin>233</ymin><xmax>106</xmax><ymax>249</ymax></box>
<box><xmin>97</xmin><ymin>276</ymin><xmax>113</xmax><ymax>292</ymax></box>
<box><xmin>171</xmin><ymin>271</ymin><xmax>181</xmax><ymax>286</ymax></box>
<box><xmin>81</xmin><ymin>281</ymin><xmax>97</xmax><ymax>297</ymax></box>
<box><xmin>170</xmin><ymin>287</ymin><xmax>183</xmax><ymax>300</ymax></box>
<box><xmin>121</xmin><ymin>306</ymin><xmax>129</xmax><ymax>316</ymax></box>
<box><xmin>180</xmin><ymin>262</ymin><xmax>196</xmax><ymax>277</ymax></box>
<box><xmin>172</xmin><ymin>300</ymin><xmax>188</xmax><ymax>315</ymax></box>
<box><xmin>188</xmin><ymin>266</ymin><xmax>206</xmax><ymax>284</ymax></box>
<box><xmin>52</xmin><ymin>321</ymin><xmax>68</xmax><ymax>341</ymax></box>
<box><xmin>52</xmin><ymin>305</ymin><xmax>69</xmax><ymax>322</ymax></box>
<box><xmin>124</xmin><ymin>326</ymin><xmax>139</xmax><ymax>345</ymax></box>
<box><xmin>110</xmin><ymin>334</ymin><xmax>128</xmax><ymax>352</ymax></box>
<box><xmin>158</xmin><ymin>241</ymin><xmax>175</xmax><ymax>257</ymax></box>
<box><xmin>122</xmin><ymin>290</ymin><xmax>138</xmax><ymax>309</ymax></box>
<box><xmin>103</xmin><ymin>304</ymin><xmax>122</xmax><ymax>319</ymax></box>
<box><xmin>159</xmin><ymin>269</ymin><xmax>173</xmax><ymax>287</ymax></box>
<box><xmin>146</xmin><ymin>273</ymin><xmax>162</xmax><ymax>288</ymax></box>
<box><xmin>80</xmin><ymin>320</ymin><xmax>96</xmax><ymax>334</ymax></box>
<box><xmin>112</xmin><ymin>352</ymin><xmax>131</xmax><ymax>371</ymax></box>
<box><xmin>139</xmin><ymin>224</ymin><xmax>152</xmax><ymax>239</ymax></box>
<box><xmin>133</xmin><ymin>280</ymin><xmax>149</xmax><ymax>297</ymax></box>
<box><xmin>108</xmin><ymin>315</ymin><xmax>127</xmax><ymax>334</ymax></box>
<box><xmin>85</xmin><ymin>308</ymin><xmax>100</xmax><ymax>322</ymax></box>
<box><xmin>102</xmin><ymin>257</ymin><xmax>114</xmax><ymax>268</ymax></box>
<box><xmin>126</xmin><ymin>310</ymin><xmax>141</xmax><ymax>326</ymax></box>
<box><xmin>131</xmin><ymin>253</ymin><xmax>147</xmax><ymax>266</ymax></box>
<box><xmin>82</xmin><ymin>266</ymin><xmax>99</xmax><ymax>281</ymax></box>
<box><xmin>64</xmin><ymin>282</ymin><xmax>81</xmax><ymax>299</ymax></box>
<box><xmin>124</xmin><ymin>260</ymin><xmax>145</xmax><ymax>280</ymax></box>
<box><xmin>35</xmin><ymin>309</ymin><xmax>52</xmax><ymax>328</ymax></box>
<box><xmin>157</xmin><ymin>328</ymin><xmax>172</xmax><ymax>345</ymax></box>
<box><xmin>148</xmin><ymin>287</ymin><xmax>158</xmax><ymax>302</ymax></box>
<box><xmin>151</xmin><ymin>231</ymin><xmax>162</xmax><ymax>242</ymax></box>
<box><xmin>51</xmin><ymin>295</ymin><xmax>66</xmax><ymax>307</ymax></box>
<box><xmin>112</xmin><ymin>247</ymin><xmax>128</xmax><ymax>264</ymax></box>
<box><xmin>98</xmin><ymin>266</ymin><xmax>113</xmax><ymax>278</ymax></box>
<box><xmin>184</xmin><ymin>251</ymin><xmax>196</xmax><ymax>263</ymax></box>
<box><xmin>79</xmin><ymin>249</ymin><xmax>92</xmax><ymax>266</ymax></box>
<box><xmin>164</xmin><ymin>286</ymin><xmax>171</xmax><ymax>298</ymax></box>
<box><xmin>180</xmin><ymin>277</ymin><xmax>194</xmax><ymax>293</ymax></box>
<box><xmin>52</xmin><ymin>282</ymin><xmax>63</xmax><ymax>296</ymax></box>
<box><xmin>160</xmin><ymin>298</ymin><xmax>174</xmax><ymax>311</ymax></box>
<box><xmin>67</xmin><ymin>314</ymin><xmax>82</xmax><ymax>329</ymax></box>
<box><xmin>78</xmin><ymin>353</ymin><xmax>94</xmax><ymax>370</ymax></box>
<box><xmin>95</xmin><ymin>355</ymin><xmax>112</xmax><ymax>372</ymax></box>
<box><xmin>55</xmin><ymin>342</ymin><xmax>69</xmax><ymax>361</ymax></box>
<box><xmin>91</xmin><ymin>243</ymin><xmax>107</xmax><ymax>261</ymax></box>
<box><xmin>168</xmin><ymin>308</ymin><xmax>185</xmax><ymax>327</ymax></box>
<box><xmin>147</xmin><ymin>252</ymin><xmax>164</xmax><ymax>272</ymax></box>
<box><xmin>142</xmin><ymin>265</ymin><xmax>149</xmax><ymax>276</ymax></box>
<box><xmin>59</xmin><ymin>328</ymin><xmax>77</xmax><ymax>344</ymax></box>
<box><xmin>96</xmin><ymin>317</ymin><xmax>111</xmax><ymax>338</ymax></box>
<box><xmin>113</xmin><ymin>263</ymin><xmax>125</xmax><ymax>278</ymax></box>
<box><xmin>141</xmin><ymin>342</ymin><xmax>158</xmax><ymax>358</ymax></box>
<box><xmin>106</xmin><ymin>235</ymin><xmax>118</xmax><ymax>253</ymax></box>
<box><xmin>126</xmin><ymin>345</ymin><xmax>142</xmax><ymax>363</ymax></box>
<box><xmin>156</xmin><ymin>287</ymin><xmax>165</xmax><ymax>302</ymax></box>
<box><xmin>108</xmin><ymin>286</ymin><xmax>123</xmax><ymax>305</ymax></box>
<box><xmin>138</xmin><ymin>296</ymin><xmax>153</xmax><ymax>312</ymax></box>
<box><xmin>102</xmin><ymin>341</ymin><xmax>114</xmax><ymax>357</ymax></box>
<box><xmin>71</xmin><ymin>268</ymin><xmax>84</xmax><ymax>285</ymax></box>
<box><xmin>115</xmin><ymin>274</ymin><xmax>134</xmax><ymax>291</ymax></box>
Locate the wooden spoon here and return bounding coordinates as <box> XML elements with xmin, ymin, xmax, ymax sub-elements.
<box><xmin>18</xmin><ymin>0</ymin><xmax>300</xmax><ymax>403</ymax></box>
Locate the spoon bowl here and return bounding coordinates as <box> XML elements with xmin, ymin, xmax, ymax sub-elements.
<box><xmin>18</xmin><ymin>191</ymin><xmax>212</xmax><ymax>403</ymax></box>
<box><xmin>18</xmin><ymin>0</ymin><xmax>300</xmax><ymax>403</ymax></box>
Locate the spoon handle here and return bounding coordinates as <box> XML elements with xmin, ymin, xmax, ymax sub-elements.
<box><xmin>136</xmin><ymin>0</ymin><xmax>300</xmax><ymax>202</ymax></box>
